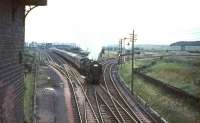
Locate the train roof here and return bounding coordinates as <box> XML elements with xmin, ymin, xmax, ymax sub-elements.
<box><xmin>51</xmin><ymin>48</ymin><xmax>86</xmax><ymax>60</ymax></box>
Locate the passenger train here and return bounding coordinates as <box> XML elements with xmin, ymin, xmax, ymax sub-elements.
<box><xmin>51</xmin><ymin>48</ymin><xmax>102</xmax><ymax>84</ymax></box>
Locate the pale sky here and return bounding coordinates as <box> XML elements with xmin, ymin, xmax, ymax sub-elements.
<box><xmin>25</xmin><ymin>0</ymin><xmax>200</xmax><ymax>58</ymax></box>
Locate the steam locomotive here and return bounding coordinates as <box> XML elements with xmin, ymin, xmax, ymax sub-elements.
<box><xmin>51</xmin><ymin>48</ymin><xmax>102</xmax><ymax>84</ymax></box>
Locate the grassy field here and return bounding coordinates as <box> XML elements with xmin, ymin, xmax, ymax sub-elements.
<box><xmin>120</xmin><ymin>58</ymin><xmax>157</xmax><ymax>69</ymax></box>
<box><xmin>119</xmin><ymin>61</ymin><xmax>200</xmax><ymax>123</ymax></box>
<box><xmin>145</xmin><ymin>56</ymin><xmax>200</xmax><ymax>97</ymax></box>
<box><xmin>24</xmin><ymin>73</ymin><xmax>34</xmax><ymax>123</ymax></box>
<box><xmin>135</xmin><ymin>58</ymin><xmax>157</xmax><ymax>68</ymax></box>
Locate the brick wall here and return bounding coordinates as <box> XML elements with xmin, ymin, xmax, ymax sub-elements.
<box><xmin>0</xmin><ymin>0</ymin><xmax>25</xmax><ymax>123</ymax></box>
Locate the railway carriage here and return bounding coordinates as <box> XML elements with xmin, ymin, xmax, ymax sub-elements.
<box><xmin>51</xmin><ymin>48</ymin><xmax>102</xmax><ymax>84</ymax></box>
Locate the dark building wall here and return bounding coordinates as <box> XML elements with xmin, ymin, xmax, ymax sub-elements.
<box><xmin>0</xmin><ymin>0</ymin><xmax>25</xmax><ymax>123</ymax></box>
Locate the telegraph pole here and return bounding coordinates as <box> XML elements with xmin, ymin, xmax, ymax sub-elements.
<box><xmin>119</xmin><ymin>39</ymin><xmax>123</xmax><ymax>68</ymax></box>
<box><xmin>121</xmin><ymin>39</ymin><xmax>123</xmax><ymax>68</ymax></box>
<box><xmin>131</xmin><ymin>29</ymin><xmax>135</xmax><ymax>92</ymax></box>
<box><xmin>123</xmin><ymin>38</ymin><xmax>126</xmax><ymax>66</ymax></box>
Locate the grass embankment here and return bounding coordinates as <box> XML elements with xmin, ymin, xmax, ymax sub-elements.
<box><xmin>119</xmin><ymin>61</ymin><xmax>200</xmax><ymax>123</ymax></box>
<box><xmin>24</xmin><ymin>73</ymin><xmax>34</xmax><ymax>123</ymax></box>
<box><xmin>23</xmin><ymin>48</ymin><xmax>38</xmax><ymax>123</ymax></box>
<box><xmin>135</xmin><ymin>58</ymin><xmax>157</xmax><ymax>68</ymax></box>
<box><xmin>145</xmin><ymin>57</ymin><xmax>200</xmax><ymax>97</ymax></box>
<box><xmin>120</xmin><ymin>58</ymin><xmax>156</xmax><ymax>69</ymax></box>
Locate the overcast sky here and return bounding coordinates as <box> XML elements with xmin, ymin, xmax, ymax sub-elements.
<box><xmin>25</xmin><ymin>0</ymin><xmax>200</xmax><ymax>58</ymax></box>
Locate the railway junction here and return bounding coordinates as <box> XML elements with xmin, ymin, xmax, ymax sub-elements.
<box><xmin>33</xmin><ymin>49</ymin><xmax>167</xmax><ymax>123</ymax></box>
<box><xmin>1</xmin><ymin>0</ymin><xmax>200</xmax><ymax>123</ymax></box>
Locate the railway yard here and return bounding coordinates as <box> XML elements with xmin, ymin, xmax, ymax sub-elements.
<box><xmin>27</xmin><ymin>47</ymin><xmax>200</xmax><ymax>123</ymax></box>
<box><xmin>1</xmin><ymin>1</ymin><xmax>200</xmax><ymax>123</ymax></box>
<box><xmin>32</xmin><ymin>49</ymin><xmax>169</xmax><ymax>123</ymax></box>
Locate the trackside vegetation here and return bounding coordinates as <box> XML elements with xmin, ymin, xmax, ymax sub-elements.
<box><xmin>119</xmin><ymin>59</ymin><xmax>200</xmax><ymax>123</ymax></box>
<box><xmin>24</xmin><ymin>73</ymin><xmax>34</xmax><ymax>123</ymax></box>
<box><xmin>144</xmin><ymin>57</ymin><xmax>200</xmax><ymax>97</ymax></box>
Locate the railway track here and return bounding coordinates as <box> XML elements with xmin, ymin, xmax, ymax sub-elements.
<box><xmin>46</xmin><ymin>51</ymin><xmax>101</xmax><ymax>123</ymax></box>
<box><xmin>65</xmin><ymin>64</ymin><xmax>100</xmax><ymax>123</ymax></box>
<box><xmin>100</xmin><ymin>60</ymin><xmax>156</xmax><ymax>123</ymax></box>
<box><xmin>48</xmin><ymin>53</ymin><xmax>125</xmax><ymax>123</ymax></box>
<box><xmin>43</xmin><ymin>51</ymin><xmax>162</xmax><ymax>123</ymax></box>
<box><xmin>76</xmin><ymin>58</ymin><xmax>159</xmax><ymax>123</ymax></box>
<box><xmin>42</xmin><ymin>51</ymin><xmax>81</xmax><ymax>123</ymax></box>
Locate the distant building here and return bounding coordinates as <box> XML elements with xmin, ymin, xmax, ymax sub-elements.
<box><xmin>170</xmin><ymin>41</ymin><xmax>200</xmax><ymax>51</ymax></box>
<box><xmin>0</xmin><ymin>0</ymin><xmax>46</xmax><ymax>123</ymax></box>
<box><xmin>46</xmin><ymin>43</ymin><xmax>53</xmax><ymax>48</ymax></box>
<box><xmin>29</xmin><ymin>42</ymin><xmax>38</xmax><ymax>48</ymax></box>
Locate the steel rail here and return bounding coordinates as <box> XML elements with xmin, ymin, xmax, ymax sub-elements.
<box><xmin>56</xmin><ymin>64</ymin><xmax>83</xmax><ymax>123</ymax></box>
<box><xmin>84</xmin><ymin>97</ymin><xmax>88</xmax><ymax>123</ymax></box>
<box><xmin>95</xmin><ymin>91</ymin><xmax>121</xmax><ymax>123</ymax></box>
<box><xmin>68</xmin><ymin>64</ymin><xmax>105</xmax><ymax>123</ymax></box>
<box><xmin>108</xmin><ymin>63</ymin><xmax>144</xmax><ymax>123</ymax></box>
<box><xmin>48</xmin><ymin>61</ymin><xmax>83</xmax><ymax>123</ymax></box>
<box><xmin>114</xmin><ymin>66</ymin><xmax>159</xmax><ymax>123</ymax></box>
<box><xmin>99</xmin><ymin>85</ymin><xmax>138</xmax><ymax>123</ymax></box>
<box><xmin>94</xmin><ymin>89</ymin><xmax>105</xmax><ymax>123</ymax></box>
<box><xmin>103</xmin><ymin>63</ymin><xmax>126</xmax><ymax>123</ymax></box>
<box><xmin>65</xmin><ymin>68</ymin><xmax>83</xmax><ymax>123</ymax></box>
<box><xmin>63</xmin><ymin>64</ymin><xmax>100</xmax><ymax>123</ymax></box>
